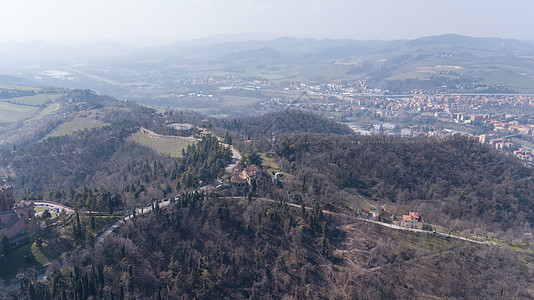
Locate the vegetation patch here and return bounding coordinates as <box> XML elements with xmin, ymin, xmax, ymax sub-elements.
<box><xmin>0</xmin><ymin>241</ymin><xmax>44</xmax><ymax>279</ymax></box>
<box><xmin>10</xmin><ymin>93</ymin><xmax>63</xmax><ymax>106</ymax></box>
<box><xmin>51</xmin><ymin>121</ymin><xmax>109</xmax><ymax>137</ymax></box>
<box><xmin>34</xmin><ymin>206</ymin><xmax>57</xmax><ymax>218</ymax></box>
<box><xmin>128</xmin><ymin>130</ymin><xmax>195</xmax><ymax>157</ymax></box>
<box><xmin>82</xmin><ymin>215</ymin><xmax>123</xmax><ymax>235</ymax></box>
<box><xmin>31</xmin><ymin>242</ymin><xmax>50</xmax><ymax>267</ymax></box>
<box><xmin>259</xmin><ymin>152</ymin><xmax>291</xmax><ymax>182</ymax></box>
<box><xmin>0</xmin><ymin>102</ymin><xmax>39</xmax><ymax>123</ymax></box>
<box><xmin>27</xmin><ymin>103</ymin><xmax>60</xmax><ymax>122</ymax></box>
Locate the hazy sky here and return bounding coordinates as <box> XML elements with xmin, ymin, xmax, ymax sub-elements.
<box><xmin>1</xmin><ymin>0</ymin><xmax>533</xmax><ymax>45</ymax></box>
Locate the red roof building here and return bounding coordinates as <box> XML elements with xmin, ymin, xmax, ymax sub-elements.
<box><xmin>241</xmin><ymin>165</ymin><xmax>262</xmax><ymax>185</ymax></box>
<box><xmin>401</xmin><ymin>211</ymin><xmax>424</xmax><ymax>229</ymax></box>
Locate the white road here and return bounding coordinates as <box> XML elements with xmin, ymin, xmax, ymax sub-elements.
<box><xmin>225</xmin><ymin>145</ymin><xmax>242</xmax><ymax>174</ymax></box>
<box><xmin>96</xmin><ymin>200</ymin><xmax>172</xmax><ymax>242</ymax></box>
<box><xmin>223</xmin><ymin>196</ymin><xmax>494</xmax><ymax>246</ymax></box>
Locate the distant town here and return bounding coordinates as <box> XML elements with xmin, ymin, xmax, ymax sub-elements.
<box><xmin>158</xmin><ymin>75</ymin><xmax>534</xmax><ymax>163</ymax></box>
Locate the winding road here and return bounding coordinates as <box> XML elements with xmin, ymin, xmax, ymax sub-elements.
<box><xmin>97</xmin><ymin>143</ymin><xmax>242</xmax><ymax>242</ymax></box>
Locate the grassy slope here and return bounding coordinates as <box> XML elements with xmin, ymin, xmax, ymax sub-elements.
<box><xmin>51</xmin><ymin>121</ymin><xmax>109</xmax><ymax>137</ymax></box>
<box><xmin>27</xmin><ymin>103</ymin><xmax>60</xmax><ymax>122</ymax></box>
<box><xmin>0</xmin><ymin>102</ymin><xmax>39</xmax><ymax>122</ymax></box>
<box><xmin>49</xmin><ymin>108</ymin><xmax>113</xmax><ymax>137</ymax></box>
<box><xmin>11</xmin><ymin>94</ymin><xmax>63</xmax><ymax>106</ymax></box>
<box><xmin>0</xmin><ymin>241</ymin><xmax>45</xmax><ymax>279</ymax></box>
<box><xmin>128</xmin><ymin>130</ymin><xmax>195</xmax><ymax>157</ymax></box>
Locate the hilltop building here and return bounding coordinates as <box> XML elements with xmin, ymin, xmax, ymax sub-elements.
<box><xmin>0</xmin><ymin>185</ymin><xmax>34</xmax><ymax>240</ymax></box>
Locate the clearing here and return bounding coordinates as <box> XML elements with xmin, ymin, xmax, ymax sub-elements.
<box><xmin>128</xmin><ymin>130</ymin><xmax>195</xmax><ymax>157</ymax></box>
<box><xmin>49</xmin><ymin>108</ymin><xmax>110</xmax><ymax>137</ymax></box>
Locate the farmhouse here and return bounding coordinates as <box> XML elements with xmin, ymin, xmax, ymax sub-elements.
<box><xmin>0</xmin><ymin>185</ymin><xmax>35</xmax><ymax>240</ymax></box>
<box><xmin>401</xmin><ymin>211</ymin><xmax>424</xmax><ymax>229</ymax></box>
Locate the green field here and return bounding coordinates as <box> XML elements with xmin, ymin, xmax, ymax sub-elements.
<box><xmin>26</xmin><ymin>103</ymin><xmax>60</xmax><ymax>122</ymax></box>
<box><xmin>51</xmin><ymin>121</ymin><xmax>109</xmax><ymax>137</ymax></box>
<box><xmin>34</xmin><ymin>205</ymin><xmax>57</xmax><ymax>218</ymax></box>
<box><xmin>34</xmin><ymin>206</ymin><xmax>49</xmax><ymax>213</ymax></box>
<box><xmin>129</xmin><ymin>131</ymin><xmax>195</xmax><ymax>157</ymax></box>
<box><xmin>11</xmin><ymin>93</ymin><xmax>63</xmax><ymax>106</ymax></box>
<box><xmin>0</xmin><ymin>102</ymin><xmax>39</xmax><ymax>122</ymax></box>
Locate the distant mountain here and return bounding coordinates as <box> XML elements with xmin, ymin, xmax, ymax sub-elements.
<box><xmin>3</xmin><ymin>34</ymin><xmax>534</xmax><ymax>93</ymax></box>
<box><xmin>406</xmin><ymin>34</ymin><xmax>534</xmax><ymax>51</ymax></box>
<box><xmin>221</xmin><ymin>47</ymin><xmax>291</xmax><ymax>64</ymax></box>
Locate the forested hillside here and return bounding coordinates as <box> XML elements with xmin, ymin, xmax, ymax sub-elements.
<box><xmin>2</xmin><ymin>106</ymin><xmax>534</xmax><ymax>299</ymax></box>
<box><xmin>24</xmin><ymin>193</ymin><xmax>534</xmax><ymax>299</ymax></box>
<box><xmin>0</xmin><ymin>91</ymin><xmax>227</xmax><ymax>211</ymax></box>
<box><xmin>220</xmin><ymin>109</ymin><xmax>353</xmax><ymax>137</ymax></box>
<box><xmin>275</xmin><ymin>133</ymin><xmax>534</xmax><ymax>234</ymax></box>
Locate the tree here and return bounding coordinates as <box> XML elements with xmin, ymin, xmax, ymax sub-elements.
<box><xmin>0</xmin><ymin>235</ymin><xmax>11</xmax><ymax>258</ymax></box>
<box><xmin>245</xmin><ymin>152</ymin><xmax>262</xmax><ymax>166</ymax></box>
<box><xmin>223</xmin><ymin>132</ymin><xmax>232</xmax><ymax>145</ymax></box>
<box><xmin>41</xmin><ymin>209</ymin><xmax>52</xmax><ymax>219</ymax></box>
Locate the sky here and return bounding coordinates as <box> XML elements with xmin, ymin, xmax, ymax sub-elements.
<box><xmin>0</xmin><ymin>0</ymin><xmax>533</xmax><ymax>46</ymax></box>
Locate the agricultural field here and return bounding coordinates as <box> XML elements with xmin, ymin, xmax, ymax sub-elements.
<box><xmin>0</xmin><ymin>91</ymin><xmax>63</xmax><ymax>125</ymax></box>
<box><xmin>10</xmin><ymin>93</ymin><xmax>63</xmax><ymax>106</ymax></box>
<box><xmin>128</xmin><ymin>130</ymin><xmax>195</xmax><ymax>157</ymax></box>
<box><xmin>0</xmin><ymin>102</ymin><xmax>39</xmax><ymax>123</ymax></box>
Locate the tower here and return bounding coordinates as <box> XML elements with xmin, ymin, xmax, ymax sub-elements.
<box><xmin>0</xmin><ymin>185</ymin><xmax>15</xmax><ymax>212</ymax></box>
